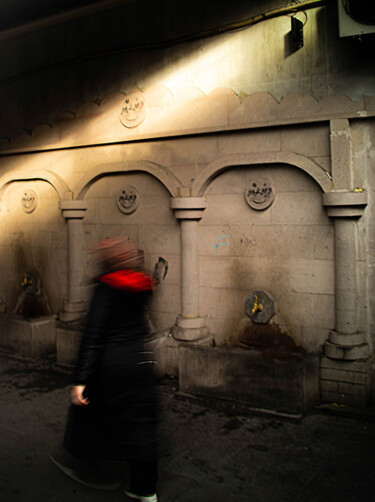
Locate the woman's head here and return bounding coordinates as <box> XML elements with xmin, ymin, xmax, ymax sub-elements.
<box><xmin>94</xmin><ymin>237</ymin><xmax>144</xmax><ymax>272</ymax></box>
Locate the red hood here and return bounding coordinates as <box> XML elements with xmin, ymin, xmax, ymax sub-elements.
<box><xmin>98</xmin><ymin>269</ymin><xmax>156</xmax><ymax>292</ymax></box>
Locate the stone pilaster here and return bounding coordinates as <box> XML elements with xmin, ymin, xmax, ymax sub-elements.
<box><xmin>170</xmin><ymin>196</ymin><xmax>212</xmax><ymax>344</ymax></box>
<box><xmin>59</xmin><ymin>200</ymin><xmax>87</xmax><ymax>322</ymax></box>
<box><xmin>321</xmin><ymin>190</ymin><xmax>369</xmax><ymax>406</ymax></box>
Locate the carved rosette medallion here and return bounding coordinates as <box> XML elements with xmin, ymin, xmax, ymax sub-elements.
<box><xmin>117</xmin><ymin>186</ymin><xmax>139</xmax><ymax>214</ymax></box>
<box><xmin>120</xmin><ymin>92</ymin><xmax>147</xmax><ymax>128</ymax></box>
<box><xmin>22</xmin><ymin>190</ymin><xmax>38</xmax><ymax>213</ymax></box>
<box><xmin>245</xmin><ymin>178</ymin><xmax>275</xmax><ymax>210</ymax></box>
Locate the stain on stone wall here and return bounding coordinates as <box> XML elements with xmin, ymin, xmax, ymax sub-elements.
<box><xmin>237</xmin><ymin>321</ymin><xmax>306</xmax><ymax>359</ymax></box>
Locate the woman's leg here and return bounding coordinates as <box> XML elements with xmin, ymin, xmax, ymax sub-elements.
<box><xmin>129</xmin><ymin>458</ymin><xmax>158</xmax><ymax>496</ymax></box>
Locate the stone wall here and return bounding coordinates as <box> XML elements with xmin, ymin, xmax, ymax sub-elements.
<box><xmin>199</xmin><ymin>163</ymin><xmax>334</xmax><ymax>350</ymax></box>
<box><xmin>0</xmin><ymin>179</ymin><xmax>67</xmax><ymax>313</ymax></box>
<box><xmin>0</xmin><ymin>0</ymin><xmax>374</xmax><ymax>408</ymax></box>
<box><xmin>81</xmin><ymin>171</ymin><xmax>181</xmax><ymax>331</ymax></box>
<box><xmin>1</xmin><ymin>2</ymin><xmax>375</xmax><ymax>140</ymax></box>
<box><xmin>0</xmin><ymin>110</ymin><xmax>372</xmax><ymax>347</ymax></box>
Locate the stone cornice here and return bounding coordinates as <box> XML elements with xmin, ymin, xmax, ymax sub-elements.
<box><xmin>0</xmin><ymin>87</ymin><xmax>374</xmax><ymax>155</ymax></box>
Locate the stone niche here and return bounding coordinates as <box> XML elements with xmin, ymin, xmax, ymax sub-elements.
<box><xmin>0</xmin><ymin>270</ymin><xmax>56</xmax><ymax>359</ymax></box>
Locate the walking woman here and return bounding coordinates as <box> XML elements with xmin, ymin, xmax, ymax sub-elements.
<box><xmin>63</xmin><ymin>237</ymin><xmax>159</xmax><ymax>502</ymax></box>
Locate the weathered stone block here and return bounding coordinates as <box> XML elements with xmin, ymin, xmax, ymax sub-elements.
<box><xmin>278</xmin><ymin>94</ymin><xmax>319</xmax><ymax>120</ymax></box>
<box><xmin>199</xmin><ymin>224</ymin><xmax>321</xmax><ymax>261</ymax></box>
<box><xmin>228</xmin><ymin>92</ymin><xmax>278</xmax><ymax>126</ymax></box>
<box><xmin>202</xmin><ymin>194</ymin><xmax>272</xmax><ymax>225</ymax></box>
<box><xmin>324</xmin><ymin>341</ymin><xmax>369</xmax><ymax>360</ymax></box>
<box><xmin>276</xmin><ymin>293</ymin><xmax>312</xmax><ymax>327</ymax></box>
<box><xmin>321</xmin><ymin>380</ymin><xmax>367</xmax><ymax>398</ymax></box>
<box><xmin>320</xmin><ymin>367</ymin><xmax>367</xmax><ymax>384</ymax></box>
<box><xmin>179</xmin><ymin>345</ymin><xmax>320</xmax><ymax>414</ymax></box>
<box><xmin>286</xmin><ymin>259</ymin><xmax>334</xmax><ymax>295</ymax></box>
<box><xmin>205</xmin><ymin>167</ymin><xmax>245</xmax><ymax>195</ymax></box>
<box><xmin>218</xmin><ymin>288</ymin><xmax>251</xmax><ymax>318</ymax></box>
<box><xmin>167</xmin><ymin>136</ymin><xmax>218</xmax><ymax>166</ymax></box>
<box><xmin>320</xmin><ymin>389</ymin><xmax>366</xmax><ymax>407</ymax></box>
<box><xmin>217</xmin><ymin>129</ymin><xmax>281</xmax><ymax>156</ymax></box>
<box><xmin>300</xmin><ymin>327</ymin><xmax>330</xmax><ymax>352</ymax></box>
<box><xmin>280</xmin><ymin>124</ymin><xmax>330</xmax><ymax>157</ymax></box>
<box><xmin>320</xmin><ymin>354</ymin><xmax>370</xmax><ymax>407</ymax></box>
<box><xmin>0</xmin><ymin>314</ymin><xmax>56</xmax><ymax>359</ymax></box>
<box><xmin>310</xmin><ymin>295</ymin><xmax>335</xmax><ymax>328</ymax></box>
<box><xmin>199</xmin><ymin>256</ymin><xmax>275</xmax><ymax>290</ymax></box>
<box><xmin>320</xmin><ymin>356</ymin><xmax>368</xmax><ymax>372</ymax></box>
<box><xmin>139</xmin><ymin>224</ymin><xmax>180</xmax><ymax>255</ymax></box>
<box><xmin>311</xmin><ymin>225</ymin><xmax>334</xmax><ymax>260</ymax></box>
<box><xmin>198</xmin><ymin>286</ymin><xmax>219</xmax><ymax>319</ymax></box>
<box><xmin>207</xmin><ymin>316</ymin><xmax>242</xmax><ymax>345</ymax></box>
<box><xmin>150</xmin><ymin>284</ymin><xmax>181</xmax><ymax>314</ymax></box>
<box><xmin>271</xmin><ymin>192</ymin><xmax>329</xmax><ymax>226</ymax></box>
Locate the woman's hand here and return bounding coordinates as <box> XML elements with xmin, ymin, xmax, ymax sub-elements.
<box><xmin>71</xmin><ymin>385</ymin><xmax>89</xmax><ymax>406</ymax></box>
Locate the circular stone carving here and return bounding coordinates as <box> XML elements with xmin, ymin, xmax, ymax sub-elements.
<box><xmin>21</xmin><ymin>190</ymin><xmax>38</xmax><ymax>213</ymax></box>
<box><xmin>245</xmin><ymin>178</ymin><xmax>275</xmax><ymax>210</ymax></box>
<box><xmin>120</xmin><ymin>92</ymin><xmax>147</xmax><ymax>128</ymax></box>
<box><xmin>117</xmin><ymin>186</ymin><xmax>139</xmax><ymax>214</ymax></box>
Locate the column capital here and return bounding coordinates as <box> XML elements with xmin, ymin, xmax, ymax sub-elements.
<box><xmin>59</xmin><ymin>199</ymin><xmax>88</xmax><ymax>219</ymax></box>
<box><xmin>171</xmin><ymin>197</ymin><xmax>207</xmax><ymax>220</ymax></box>
<box><xmin>322</xmin><ymin>190</ymin><xmax>368</xmax><ymax>218</ymax></box>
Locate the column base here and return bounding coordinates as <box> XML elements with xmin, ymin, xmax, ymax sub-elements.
<box><xmin>321</xmin><ymin>331</ymin><xmax>370</xmax><ymax>407</ymax></box>
<box><xmin>59</xmin><ymin>300</ymin><xmax>86</xmax><ymax>322</ymax></box>
<box><xmin>324</xmin><ymin>331</ymin><xmax>368</xmax><ymax>360</ymax></box>
<box><xmin>172</xmin><ymin>316</ymin><xmax>209</xmax><ymax>341</ymax></box>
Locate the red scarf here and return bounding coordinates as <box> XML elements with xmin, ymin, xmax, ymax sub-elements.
<box><xmin>98</xmin><ymin>270</ymin><xmax>156</xmax><ymax>292</ymax></box>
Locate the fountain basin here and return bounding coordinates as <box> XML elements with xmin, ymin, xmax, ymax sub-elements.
<box><xmin>0</xmin><ymin>314</ymin><xmax>56</xmax><ymax>359</ymax></box>
<box><xmin>179</xmin><ymin>344</ymin><xmax>320</xmax><ymax>415</ymax></box>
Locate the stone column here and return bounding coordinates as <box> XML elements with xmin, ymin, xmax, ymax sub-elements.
<box><xmin>320</xmin><ymin>118</ymin><xmax>370</xmax><ymax>407</ymax></box>
<box><xmin>323</xmin><ymin>191</ymin><xmax>368</xmax><ymax>347</ymax></box>
<box><xmin>170</xmin><ymin>197</ymin><xmax>211</xmax><ymax>343</ymax></box>
<box><xmin>59</xmin><ymin>200</ymin><xmax>88</xmax><ymax>322</ymax></box>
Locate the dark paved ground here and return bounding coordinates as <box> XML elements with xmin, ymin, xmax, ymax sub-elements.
<box><xmin>0</xmin><ymin>354</ymin><xmax>374</xmax><ymax>502</ymax></box>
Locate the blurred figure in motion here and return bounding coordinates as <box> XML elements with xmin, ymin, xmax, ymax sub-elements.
<box><xmin>63</xmin><ymin>237</ymin><xmax>159</xmax><ymax>502</ymax></box>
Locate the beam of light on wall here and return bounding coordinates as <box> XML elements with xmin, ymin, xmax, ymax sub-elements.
<box><xmin>144</xmin><ymin>15</ymin><xmax>294</xmax><ymax>97</ymax></box>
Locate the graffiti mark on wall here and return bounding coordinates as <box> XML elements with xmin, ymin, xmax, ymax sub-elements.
<box><xmin>215</xmin><ymin>235</ymin><xmax>229</xmax><ymax>254</ymax></box>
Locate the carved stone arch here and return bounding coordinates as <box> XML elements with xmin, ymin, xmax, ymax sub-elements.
<box><xmin>0</xmin><ymin>169</ymin><xmax>71</xmax><ymax>204</ymax></box>
<box><xmin>191</xmin><ymin>152</ymin><xmax>332</xmax><ymax>196</ymax></box>
<box><xmin>75</xmin><ymin>160</ymin><xmax>183</xmax><ymax>199</ymax></box>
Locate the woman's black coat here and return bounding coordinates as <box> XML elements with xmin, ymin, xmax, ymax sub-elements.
<box><xmin>63</xmin><ymin>271</ymin><xmax>158</xmax><ymax>462</ymax></box>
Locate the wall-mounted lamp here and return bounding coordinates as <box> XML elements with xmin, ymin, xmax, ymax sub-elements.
<box><xmin>291</xmin><ymin>16</ymin><xmax>304</xmax><ymax>50</ymax></box>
